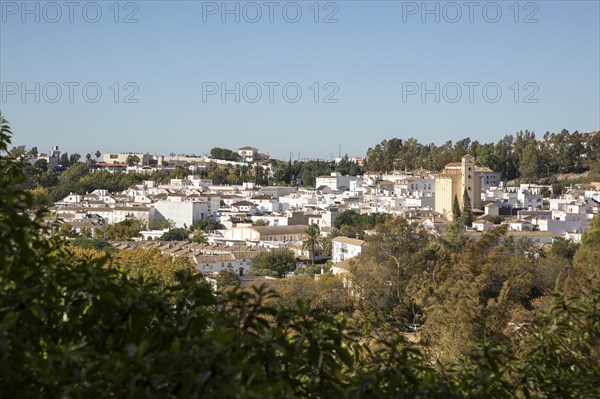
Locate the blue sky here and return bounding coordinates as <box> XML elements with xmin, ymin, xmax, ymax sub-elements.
<box><xmin>1</xmin><ymin>0</ymin><xmax>599</xmax><ymax>160</ymax></box>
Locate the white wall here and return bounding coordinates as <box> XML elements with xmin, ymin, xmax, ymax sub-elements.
<box><xmin>332</xmin><ymin>240</ymin><xmax>364</xmax><ymax>263</ymax></box>
<box><xmin>154</xmin><ymin>200</ymin><xmax>208</xmax><ymax>228</ymax></box>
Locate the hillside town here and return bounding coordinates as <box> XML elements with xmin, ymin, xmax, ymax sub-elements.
<box><xmin>34</xmin><ymin>144</ymin><xmax>600</xmax><ymax>282</ymax></box>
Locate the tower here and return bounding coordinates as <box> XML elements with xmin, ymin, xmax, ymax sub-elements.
<box><xmin>461</xmin><ymin>154</ymin><xmax>480</xmax><ymax>210</ymax></box>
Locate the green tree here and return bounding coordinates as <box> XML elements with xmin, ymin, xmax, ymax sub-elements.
<box><xmin>462</xmin><ymin>189</ymin><xmax>474</xmax><ymax>227</ymax></box>
<box><xmin>33</xmin><ymin>158</ymin><xmax>47</xmax><ymax>171</ymax></box>
<box><xmin>487</xmin><ymin>215</ymin><xmax>505</xmax><ymax>224</ymax></box>
<box><xmin>112</xmin><ymin>247</ymin><xmax>194</xmax><ymax>286</ymax></box>
<box><xmin>252</xmin><ymin>219</ymin><xmax>270</xmax><ymax>226</ymax></box>
<box><xmin>69</xmin><ymin>152</ymin><xmax>81</xmax><ymax>165</ymax></box>
<box><xmin>126</xmin><ymin>154</ymin><xmax>140</xmax><ymax>166</ymax></box>
<box><xmin>27</xmin><ymin>145</ymin><xmax>38</xmax><ymax>157</ymax></box>
<box><xmin>97</xmin><ymin>218</ymin><xmax>143</xmax><ymax>240</ymax></box>
<box><xmin>452</xmin><ymin>194</ymin><xmax>462</xmax><ymax>221</ymax></box>
<box><xmin>192</xmin><ymin>219</ymin><xmax>223</xmax><ymax>232</ymax></box>
<box><xmin>190</xmin><ymin>229</ymin><xmax>207</xmax><ymax>243</ymax></box>
<box><xmin>425</xmin><ymin>225</ymin><xmax>519</xmax><ymax>361</ymax></box>
<box><xmin>210</xmin><ymin>147</ymin><xmax>238</xmax><ymax>161</ymax></box>
<box><xmin>333</xmin><ymin>211</ymin><xmax>388</xmax><ymax>237</ymax></box>
<box><xmin>149</xmin><ymin>218</ymin><xmax>175</xmax><ymax>230</ymax></box>
<box><xmin>9</xmin><ymin>144</ymin><xmax>26</xmax><ymax>158</ymax></box>
<box><xmin>302</xmin><ymin>223</ymin><xmax>323</xmax><ymax>265</ymax></box>
<box><xmin>445</xmin><ymin>218</ymin><xmax>466</xmax><ymax>250</ymax></box>
<box><xmin>364</xmin><ymin>216</ymin><xmax>433</xmax><ymax>316</ymax></box>
<box><xmin>58</xmin><ymin>162</ymin><xmax>89</xmax><ymax>185</ymax></box>
<box><xmin>270</xmin><ymin>274</ymin><xmax>352</xmax><ymax>314</ymax></box>
<box><xmin>324</xmin><ymin>228</ymin><xmax>339</xmax><ymax>256</ymax></box>
<box><xmin>249</xmin><ymin>249</ymin><xmax>296</xmax><ymax>277</ymax></box>
<box><xmin>550</xmin><ymin>237</ymin><xmax>580</xmax><ymax>261</ymax></box>
<box><xmin>569</xmin><ymin>215</ymin><xmax>600</xmax><ymax>295</ymax></box>
<box><xmin>27</xmin><ymin>186</ymin><xmax>51</xmax><ymax>209</ymax></box>
<box><xmin>161</xmin><ymin>227</ymin><xmax>189</xmax><ymax>241</ymax></box>
<box><xmin>69</xmin><ymin>237</ymin><xmax>116</xmax><ymax>253</ymax></box>
<box><xmin>519</xmin><ymin>139</ymin><xmax>541</xmax><ymax>182</ymax></box>
<box><xmin>214</xmin><ymin>268</ymin><xmax>241</xmax><ymax>291</ymax></box>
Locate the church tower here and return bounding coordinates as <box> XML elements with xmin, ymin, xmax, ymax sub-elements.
<box><xmin>461</xmin><ymin>154</ymin><xmax>480</xmax><ymax>210</ymax></box>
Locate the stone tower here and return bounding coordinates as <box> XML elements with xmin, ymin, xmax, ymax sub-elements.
<box><xmin>461</xmin><ymin>154</ymin><xmax>480</xmax><ymax>209</ymax></box>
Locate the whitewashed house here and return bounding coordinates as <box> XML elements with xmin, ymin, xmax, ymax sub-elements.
<box><xmin>473</xmin><ymin>220</ymin><xmax>495</xmax><ymax>232</ymax></box>
<box><xmin>331</xmin><ymin>236</ymin><xmax>366</xmax><ymax>263</ymax></box>
<box><xmin>315</xmin><ymin>173</ymin><xmax>357</xmax><ymax>191</ymax></box>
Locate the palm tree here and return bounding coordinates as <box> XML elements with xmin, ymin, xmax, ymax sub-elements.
<box><xmin>302</xmin><ymin>224</ymin><xmax>323</xmax><ymax>265</ymax></box>
<box><xmin>324</xmin><ymin>227</ymin><xmax>339</xmax><ymax>258</ymax></box>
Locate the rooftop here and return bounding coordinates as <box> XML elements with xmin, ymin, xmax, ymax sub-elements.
<box><xmin>332</xmin><ymin>236</ymin><xmax>366</xmax><ymax>246</ymax></box>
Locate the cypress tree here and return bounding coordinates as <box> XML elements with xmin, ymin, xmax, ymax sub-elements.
<box><xmin>452</xmin><ymin>194</ymin><xmax>462</xmax><ymax>221</ymax></box>
<box><xmin>462</xmin><ymin>189</ymin><xmax>474</xmax><ymax>227</ymax></box>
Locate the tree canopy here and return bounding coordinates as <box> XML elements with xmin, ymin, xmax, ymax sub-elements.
<box><xmin>365</xmin><ymin>129</ymin><xmax>600</xmax><ymax>182</ymax></box>
<box><xmin>210</xmin><ymin>147</ymin><xmax>238</xmax><ymax>161</ymax></box>
<box><xmin>249</xmin><ymin>249</ymin><xmax>296</xmax><ymax>277</ymax></box>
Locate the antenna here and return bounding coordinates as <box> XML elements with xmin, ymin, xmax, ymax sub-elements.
<box><xmin>338</xmin><ymin>144</ymin><xmax>341</xmax><ymax>158</ymax></box>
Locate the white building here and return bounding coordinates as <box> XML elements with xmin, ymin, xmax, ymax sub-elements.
<box><xmin>50</xmin><ymin>205</ymin><xmax>153</xmax><ymax>227</ymax></box>
<box><xmin>153</xmin><ymin>197</ymin><xmax>209</xmax><ymax>228</ymax></box>
<box><xmin>331</xmin><ymin>236</ymin><xmax>366</xmax><ymax>263</ymax></box>
<box><xmin>518</xmin><ymin>191</ymin><xmax>544</xmax><ymax>210</ymax></box>
<box><xmin>223</xmin><ymin>225</ymin><xmax>308</xmax><ymax>244</ymax></box>
<box><xmin>315</xmin><ymin>173</ymin><xmax>358</xmax><ymax>191</ymax></box>
<box><xmin>102</xmin><ymin>152</ymin><xmax>150</xmax><ymax>166</ymax></box>
<box><xmin>250</xmin><ymin>195</ymin><xmax>279</xmax><ymax>213</ymax></box>
<box><xmin>478</xmin><ymin>167</ymin><xmax>502</xmax><ymax>190</ymax></box>
<box><xmin>472</xmin><ymin>220</ymin><xmax>495</xmax><ymax>232</ymax></box>
<box><xmin>238</xmin><ymin>146</ymin><xmax>269</xmax><ymax>163</ymax></box>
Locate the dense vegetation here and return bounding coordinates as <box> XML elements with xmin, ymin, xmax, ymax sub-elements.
<box><xmin>3</xmin><ymin>115</ymin><xmax>600</xmax><ymax>397</ymax></box>
<box><xmin>333</xmin><ymin>211</ymin><xmax>388</xmax><ymax>238</ymax></box>
<box><xmin>20</xmin><ymin>159</ymin><xmax>174</xmax><ymax>203</ymax></box>
<box><xmin>209</xmin><ymin>147</ymin><xmax>239</xmax><ymax>161</ymax></box>
<box><xmin>249</xmin><ymin>249</ymin><xmax>296</xmax><ymax>277</ymax></box>
<box><xmin>366</xmin><ymin>130</ymin><xmax>600</xmax><ymax>182</ymax></box>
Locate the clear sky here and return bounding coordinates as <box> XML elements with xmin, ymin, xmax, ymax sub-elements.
<box><xmin>1</xmin><ymin>0</ymin><xmax>599</xmax><ymax>160</ymax></box>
